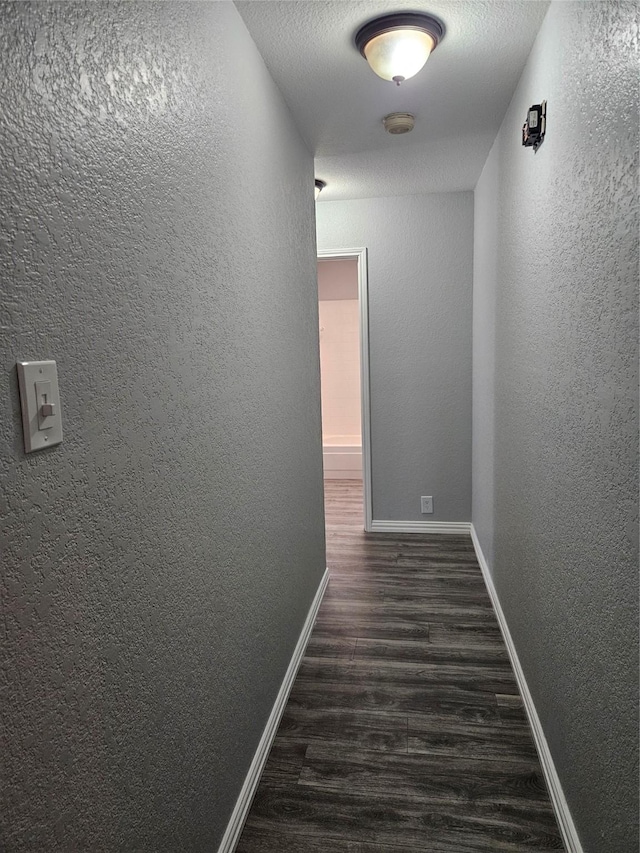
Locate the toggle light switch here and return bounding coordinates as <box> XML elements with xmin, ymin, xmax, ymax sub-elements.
<box><xmin>16</xmin><ymin>360</ymin><xmax>63</xmax><ymax>452</ymax></box>
<box><xmin>35</xmin><ymin>379</ymin><xmax>55</xmax><ymax>429</ymax></box>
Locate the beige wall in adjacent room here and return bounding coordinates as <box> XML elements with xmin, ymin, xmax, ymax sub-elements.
<box><xmin>318</xmin><ymin>259</ymin><xmax>361</xmax><ymax>444</ymax></box>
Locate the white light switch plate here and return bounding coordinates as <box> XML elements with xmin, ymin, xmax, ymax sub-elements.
<box><xmin>17</xmin><ymin>360</ymin><xmax>63</xmax><ymax>452</ymax></box>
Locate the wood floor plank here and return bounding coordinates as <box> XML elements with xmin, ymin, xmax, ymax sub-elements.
<box><xmin>298</xmin><ymin>744</ymin><xmax>552</xmax><ymax>808</ymax></box>
<box><xmin>496</xmin><ymin>692</ymin><xmax>530</xmax><ymax>724</ymax></box>
<box><xmin>260</xmin><ymin>740</ymin><xmax>308</xmax><ymax>784</ymax></box>
<box><xmin>237</xmin><ymin>823</ymin><xmax>563</xmax><ymax>853</ymax></box>
<box><xmin>244</xmin><ymin>784</ymin><xmax>563</xmax><ymax>851</ymax></box>
<box><xmin>295</xmin><ymin>657</ymin><xmax>519</xmax><ymax>695</ymax></box>
<box><xmin>326</xmin><ymin>545</ymin><xmax>480</xmax><ymax>562</ymax></box>
<box><xmin>312</xmin><ymin>614</ymin><xmax>431</xmax><ymax>641</ymax></box>
<box><xmin>407</xmin><ymin>715</ymin><xmax>539</xmax><ymax>762</ymax></box>
<box><xmin>304</xmin><ymin>635</ymin><xmax>357</xmax><ymax>659</ymax></box>
<box><xmin>236</xmin><ymin>480</ymin><xmax>564</xmax><ymax>852</ymax></box>
<box><xmin>324</xmin><ymin>586</ymin><xmax>495</xmax><ymax>609</ymax></box>
<box><xmin>353</xmin><ymin>635</ymin><xmax>511</xmax><ymax>667</ymax></box>
<box><xmin>236</xmin><ymin>826</ymin><xmax>425</xmax><ymax>853</ymax></box>
<box><xmin>318</xmin><ymin>598</ymin><xmax>497</xmax><ymax>625</ymax></box>
<box><xmin>276</xmin><ymin>707</ymin><xmax>408</xmax><ymax>753</ymax></box>
<box><xmin>327</xmin><ymin>574</ymin><xmax>490</xmax><ymax>594</ymax></box>
<box><xmin>429</xmin><ymin>621</ymin><xmax>505</xmax><ymax>648</ymax></box>
<box><xmin>287</xmin><ymin>679</ymin><xmax>507</xmax><ymax>722</ymax></box>
<box><xmin>237</xmin><ymin>825</ymin><xmax>563</xmax><ymax>853</ymax></box>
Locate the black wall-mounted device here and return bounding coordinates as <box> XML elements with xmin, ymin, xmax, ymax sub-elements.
<box><xmin>522</xmin><ymin>101</ymin><xmax>546</xmax><ymax>152</ymax></box>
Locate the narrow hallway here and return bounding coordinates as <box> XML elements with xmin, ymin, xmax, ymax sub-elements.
<box><xmin>236</xmin><ymin>481</ymin><xmax>563</xmax><ymax>851</ymax></box>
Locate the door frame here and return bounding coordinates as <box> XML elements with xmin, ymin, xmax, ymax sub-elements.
<box><xmin>317</xmin><ymin>247</ymin><xmax>373</xmax><ymax>531</ymax></box>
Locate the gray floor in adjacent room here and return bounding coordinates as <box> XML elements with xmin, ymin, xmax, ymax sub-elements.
<box><xmin>236</xmin><ymin>480</ymin><xmax>564</xmax><ymax>852</ymax></box>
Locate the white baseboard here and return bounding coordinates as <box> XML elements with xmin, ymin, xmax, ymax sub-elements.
<box><xmin>216</xmin><ymin>567</ymin><xmax>330</xmax><ymax>853</ymax></box>
<box><xmin>322</xmin><ymin>452</ymin><xmax>362</xmax><ymax>472</ymax></box>
<box><xmin>470</xmin><ymin>525</ymin><xmax>584</xmax><ymax>853</ymax></box>
<box><xmin>370</xmin><ymin>519</ymin><xmax>471</xmax><ymax>534</ymax></box>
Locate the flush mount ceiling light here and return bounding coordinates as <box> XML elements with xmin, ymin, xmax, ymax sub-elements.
<box><xmin>355</xmin><ymin>12</ymin><xmax>445</xmax><ymax>86</ymax></box>
<box><xmin>315</xmin><ymin>179</ymin><xmax>326</xmax><ymax>200</ymax></box>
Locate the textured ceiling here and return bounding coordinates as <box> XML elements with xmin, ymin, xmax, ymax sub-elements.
<box><xmin>236</xmin><ymin>0</ymin><xmax>549</xmax><ymax>200</ymax></box>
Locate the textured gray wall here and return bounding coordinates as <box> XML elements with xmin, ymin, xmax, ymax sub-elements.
<box><xmin>471</xmin><ymin>146</ymin><xmax>499</xmax><ymax>567</ymax></box>
<box><xmin>472</xmin><ymin>2</ymin><xmax>639</xmax><ymax>850</ymax></box>
<box><xmin>0</xmin><ymin>2</ymin><xmax>325</xmax><ymax>850</ymax></box>
<box><xmin>317</xmin><ymin>193</ymin><xmax>473</xmax><ymax>523</ymax></box>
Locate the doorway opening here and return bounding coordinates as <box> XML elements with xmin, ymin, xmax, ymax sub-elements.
<box><xmin>317</xmin><ymin>248</ymin><xmax>372</xmax><ymax>530</ymax></box>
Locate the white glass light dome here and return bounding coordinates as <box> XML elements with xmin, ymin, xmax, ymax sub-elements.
<box><xmin>355</xmin><ymin>13</ymin><xmax>445</xmax><ymax>86</ymax></box>
<box><xmin>364</xmin><ymin>29</ymin><xmax>435</xmax><ymax>83</ymax></box>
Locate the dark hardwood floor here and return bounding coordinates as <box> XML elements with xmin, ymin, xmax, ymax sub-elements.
<box><xmin>236</xmin><ymin>480</ymin><xmax>564</xmax><ymax>852</ymax></box>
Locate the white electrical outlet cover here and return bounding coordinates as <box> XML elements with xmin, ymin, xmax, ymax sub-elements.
<box><xmin>421</xmin><ymin>496</ymin><xmax>433</xmax><ymax>514</ymax></box>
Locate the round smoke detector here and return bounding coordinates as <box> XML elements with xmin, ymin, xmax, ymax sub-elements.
<box><xmin>383</xmin><ymin>112</ymin><xmax>415</xmax><ymax>134</ymax></box>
